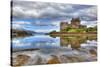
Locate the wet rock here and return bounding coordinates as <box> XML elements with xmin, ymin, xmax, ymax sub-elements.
<box><xmin>89</xmin><ymin>49</ymin><xmax>97</xmax><ymax>61</ymax></box>
<box><xmin>12</xmin><ymin>47</ymin><xmax>97</xmax><ymax>65</ymax></box>
<box><xmin>59</xmin><ymin>55</ymin><xmax>72</xmax><ymax>63</ymax></box>
<box><xmin>47</xmin><ymin>55</ymin><xmax>60</xmax><ymax>64</ymax></box>
<box><xmin>14</xmin><ymin>54</ymin><xmax>30</xmax><ymax>66</ymax></box>
<box><xmin>89</xmin><ymin>49</ymin><xmax>97</xmax><ymax>56</ymax></box>
<box><xmin>59</xmin><ymin>54</ymin><xmax>86</xmax><ymax>63</ymax></box>
<box><xmin>74</xmin><ymin>56</ymin><xmax>85</xmax><ymax>62</ymax></box>
<box><xmin>34</xmin><ymin>55</ymin><xmax>43</xmax><ymax>65</ymax></box>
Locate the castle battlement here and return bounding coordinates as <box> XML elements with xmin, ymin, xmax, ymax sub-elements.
<box><xmin>60</xmin><ymin>18</ymin><xmax>86</xmax><ymax>31</ymax></box>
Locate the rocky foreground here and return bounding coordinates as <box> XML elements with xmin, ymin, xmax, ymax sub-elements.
<box><xmin>11</xmin><ymin>47</ymin><xmax>97</xmax><ymax>66</ymax></box>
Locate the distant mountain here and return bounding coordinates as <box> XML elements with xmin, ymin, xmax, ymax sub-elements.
<box><xmin>34</xmin><ymin>32</ymin><xmax>49</xmax><ymax>35</ymax></box>
<box><xmin>11</xmin><ymin>29</ymin><xmax>35</xmax><ymax>38</ymax></box>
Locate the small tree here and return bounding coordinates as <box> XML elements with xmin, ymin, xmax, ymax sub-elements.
<box><xmin>66</xmin><ymin>26</ymin><xmax>72</xmax><ymax>31</ymax></box>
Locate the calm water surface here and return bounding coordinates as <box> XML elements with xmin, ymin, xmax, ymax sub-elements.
<box><xmin>12</xmin><ymin>34</ymin><xmax>97</xmax><ymax>65</ymax></box>
<box><xmin>12</xmin><ymin>34</ymin><xmax>97</xmax><ymax>50</ymax></box>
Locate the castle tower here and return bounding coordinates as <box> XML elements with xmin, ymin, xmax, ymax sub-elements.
<box><xmin>71</xmin><ymin>17</ymin><xmax>81</xmax><ymax>28</ymax></box>
<box><xmin>60</xmin><ymin>22</ymin><xmax>68</xmax><ymax>31</ymax></box>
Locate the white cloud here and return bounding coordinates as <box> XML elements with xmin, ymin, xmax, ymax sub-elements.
<box><xmin>12</xmin><ymin>1</ymin><xmax>97</xmax><ymax>21</ymax></box>
<box><xmin>13</xmin><ymin>21</ymin><xmax>31</xmax><ymax>24</ymax></box>
<box><xmin>12</xmin><ymin>24</ymin><xmax>23</xmax><ymax>29</ymax></box>
<box><xmin>12</xmin><ymin>21</ymin><xmax>31</xmax><ymax>29</ymax></box>
<box><xmin>12</xmin><ymin>1</ymin><xmax>74</xmax><ymax>18</ymax></box>
<box><xmin>51</xmin><ymin>21</ymin><xmax>60</xmax><ymax>27</ymax></box>
<box><xmin>81</xmin><ymin>7</ymin><xmax>97</xmax><ymax>17</ymax></box>
<box><xmin>13</xmin><ymin>39</ymin><xmax>31</xmax><ymax>47</ymax></box>
<box><xmin>81</xmin><ymin>21</ymin><xmax>97</xmax><ymax>27</ymax></box>
<box><xmin>77</xmin><ymin>6</ymin><xmax>97</xmax><ymax>20</ymax></box>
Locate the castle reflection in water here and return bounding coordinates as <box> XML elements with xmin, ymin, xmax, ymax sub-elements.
<box><xmin>60</xmin><ymin>35</ymin><xmax>97</xmax><ymax>49</ymax></box>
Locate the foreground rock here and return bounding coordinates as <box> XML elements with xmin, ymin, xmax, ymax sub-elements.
<box><xmin>12</xmin><ymin>47</ymin><xmax>97</xmax><ymax>66</ymax></box>
<box><xmin>13</xmin><ymin>54</ymin><xmax>30</xmax><ymax>66</ymax></box>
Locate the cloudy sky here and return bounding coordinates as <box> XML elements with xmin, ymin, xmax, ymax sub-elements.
<box><xmin>11</xmin><ymin>0</ymin><xmax>97</xmax><ymax>32</ymax></box>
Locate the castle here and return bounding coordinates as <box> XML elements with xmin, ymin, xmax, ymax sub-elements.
<box><xmin>60</xmin><ymin>18</ymin><xmax>86</xmax><ymax>31</ymax></box>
